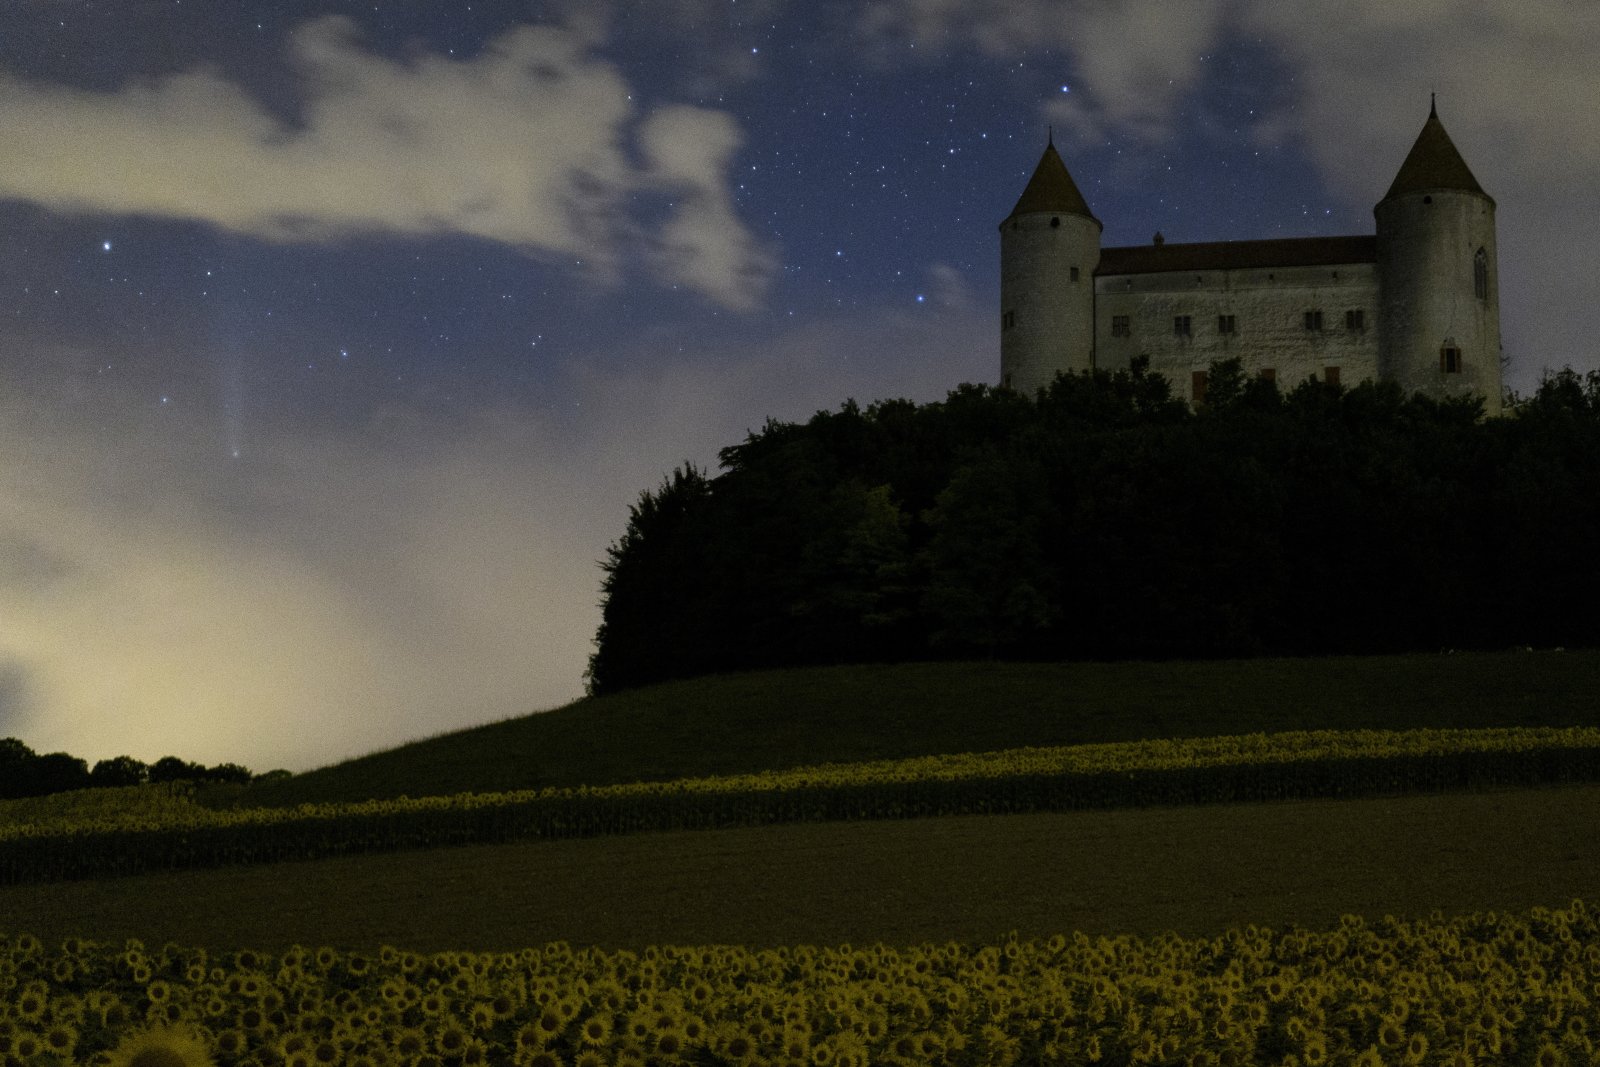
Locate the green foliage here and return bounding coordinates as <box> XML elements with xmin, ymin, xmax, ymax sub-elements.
<box><xmin>590</xmin><ymin>359</ymin><xmax>1600</xmax><ymax>692</ymax></box>
<box><xmin>0</xmin><ymin>739</ymin><xmax>255</xmax><ymax>801</ymax></box>
<box><xmin>88</xmin><ymin>756</ymin><xmax>148</xmax><ymax>789</ymax></box>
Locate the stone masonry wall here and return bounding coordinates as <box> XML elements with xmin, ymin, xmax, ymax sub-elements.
<box><xmin>1095</xmin><ymin>261</ymin><xmax>1381</xmax><ymax>402</ymax></box>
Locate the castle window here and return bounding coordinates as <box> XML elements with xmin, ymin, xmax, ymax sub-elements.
<box><xmin>1174</xmin><ymin>315</ymin><xmax>1192</xmax><ymax>337</ymax></box>
<box><xmin>1217</xmin><ymin>314</ymin><xmax>1237</xmax><ymax>335</ymax></box>
<box><xmin>1192</xmin><ymin>370</ymin><xmax>1208</xmax><ymax>405</ymax></box>
<box><xmin>1324</xmin><ymin>366</ymin><xmax>1341</xmax><ymax>386</ymax></box>
<box><xmin>1441</xmin><ymin>346</ymin><xmax>1462</xmax><ymax>373</ymax></box>
<box><xmin>1050</xmin><ymin>216</ymin><xmax>1061</xmax><ymax>228</ymax></box>
<box><xmin>1003</xmin><ymin>373</ymin><xmax>1014</xmax><ymax>389</ymax></box>
<box><xmin>1304</xmin><ymin>310</ymin><xmax>1324</xmax><ymax>331</ymax></box>
<box><xmin>1002</xmin><ymin>310</ymin><xmax>1016</xmax><ymax>330</ymax></box>
<box><xmin>1474</xmin><ymin>247</ymin><xmax>1488</xmax><ymax>300</ymax></box>
<box><xmin>1070</xmin><ymin>266</ymin><xmax>1080</xmax><ymax>282</ymax></box>
<box><xmin>1345</xmin><ymin>309</ymin><xmax>1365</xmax><ymax>331</ymax></box>
<box><xmin>1259</xmin><ymin>368</ymin><xmax>1277</xmax><ymax>382</ymax></box>
<box><xmin>1111</xmin><ymin>315</ymin><xmax>1130</xmax><ymax>337</ymax></box>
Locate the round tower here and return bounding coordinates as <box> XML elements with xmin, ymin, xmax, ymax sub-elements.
<box><xmin>1374</xmin><ymin>99</ymin><xmax>1502</xmax><ymax>414</ymax></box>
<box><xmin>999</xmin><ymin>136</ymin><xmax>1101</xmax><ymax>395</ymax></box>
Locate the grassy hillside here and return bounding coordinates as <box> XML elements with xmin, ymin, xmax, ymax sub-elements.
<box><xmin>7</xmin><ymin>785</ymin><xmax>1598</xmax><ymax>953</ymax></box>
<box><xmin>216</xmin><ymin>650</ymin><xmax>1599</xmax><ymax>809</ymax></box>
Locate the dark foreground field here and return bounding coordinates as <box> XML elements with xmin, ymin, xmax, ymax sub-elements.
<box><xmin>6</xmin><ymin>783</ymin><xmax>1595</xmax><ymax>953</ymax></box>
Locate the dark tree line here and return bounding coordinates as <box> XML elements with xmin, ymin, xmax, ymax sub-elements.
<box><xmin>587</xmin><ymin>359</ymin><xmax>1600</xmax><ymax>696</ymax></box>
<box><xmin>0</xmin><ymin>737</ymin><xmax>258</xmax><ymax>800</ymax></box>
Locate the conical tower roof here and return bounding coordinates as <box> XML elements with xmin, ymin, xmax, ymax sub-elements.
<box><xmin>1382</xmin><ymin>98</ymin><xmax>1491</xmax><ymax>204</ymax></box>
<box><xmin>1004</xmin><ymin>138</ymin><xmax>1098</xmax><ymax>223</ymax></box>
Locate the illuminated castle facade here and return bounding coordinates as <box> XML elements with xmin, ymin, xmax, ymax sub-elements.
<box><xmin>999</xmin><ymin>101</ymin><xmax>1502</xmax><ymax>413</ymax></box>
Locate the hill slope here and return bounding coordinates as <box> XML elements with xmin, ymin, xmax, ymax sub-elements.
<box><xmin>217</xmin><ymin>650</ymin><xmax>1599</xmax><ymax>809</ymax></box>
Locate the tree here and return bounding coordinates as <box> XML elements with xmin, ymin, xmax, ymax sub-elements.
<box><xmin>203</xmin><ymin>762</ymin><xmax>254</xmax><ymax>784</ymax></box>
<box><xmin>90</xmin><ymin>755</ymin><xmax>149</xmax><ymax>788</ymax></box>
<box><xmin>27</xmin><ymin>753</ymin><xmax>91</xmax><ymax>796</ymax></box>
<box><xmin>586</xmin><ymin>465</ymin><xmax>720</xmax><ymax>695</ymax></box>
<box><xmin>149</xmin><ymin>755</ymin><xmax>207</xmax><ymax>784</ymax></box>
<box><xmin>0</xmin><ymin>738</ymin><xmax>40</xmax><ymax>799</ymax></box>
<box><xmin>921</xmin><ymin>447</ymin><xmax>1061</xmax><ymax>656</ymax></box>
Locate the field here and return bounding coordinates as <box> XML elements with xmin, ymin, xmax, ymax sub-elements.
<box><xmin>213</xmin><ymin>651</ymin><xmax>1598</xmax><ymax>808</ymax></box>
<box><xmin>3</xmin><ymin>786</ymin><xmax>1600</xmax><ymax>954</ymax></box>
<box><xmin>4</xmin><ymin>649</ymin><xmax>1600</xmax><ymax>1067</ymax></box>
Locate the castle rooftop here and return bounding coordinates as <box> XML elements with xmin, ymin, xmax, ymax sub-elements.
<box><xmin>1381</xmin><ymin>100</ymin><xmax>1491</xmax><ymax>204</ymax></box>
<box><xmin>1097</xmin><ymin>234</ymin><xmax>1377</xmax><ymax>276</ymax></box>
<box><xmin>1002</xmin><ymin>139</ymin><xmax>1098</xmax><ymax>224</ymax></box>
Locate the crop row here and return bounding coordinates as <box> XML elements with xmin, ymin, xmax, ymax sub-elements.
<box><xmin>2</xmin><ymin>727</ymin><xmax>1599</xmax><ymax>884</ymax></box>
<box><xmin>3</xmin><ymin>900</ymin><xmax>1599</xmax><ymax>1066</ymax></box>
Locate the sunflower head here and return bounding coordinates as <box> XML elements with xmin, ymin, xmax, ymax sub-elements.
<box><xmin>104</xmin><ymin>1023</ymin><xmax>217</xmax><ymax>1067</ymax></box>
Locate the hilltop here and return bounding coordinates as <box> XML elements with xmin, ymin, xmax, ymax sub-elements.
<box><xmin>210</xmin><ymin>649</ymin><xmax>1599</xmax><ymax>809</ymax></box>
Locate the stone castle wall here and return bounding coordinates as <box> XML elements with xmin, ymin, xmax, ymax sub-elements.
<box><xmin>1375</xmin><ymin>191</ymin><xmax>1501</xmax><ymax>415</ymax></box>
<box><xmin>1096</xmin><ymin>261</ymin><xmax>1380</xmax><ymax>400</ymax></box>
<box><xmin>999</xmin><ymin>211</ymin><xmax>1101</xmax><ymax>393</ymax></box>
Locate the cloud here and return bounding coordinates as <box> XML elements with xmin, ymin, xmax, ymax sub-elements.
<box><xmin>854</xmin><ymin>0</ymin><xmax>1227</xmax><ymax>142</ymax></box>
<box><xmin>0</xmin><ymin>303</ymin><xmax>989</xmax><ymax>773</ymax></box>
<box><xmin>0</xmin><ymin>382</ymin><xmax>606</xmax><ymax>772</ymax></box>
<box><xmin>925</xmin><ymin>263</ymin><xmax>974</xmax><ymax>311</ymax></box>
<box><xmin>0</xmin><ymin>15</ymin><xmax>773</xmax><ymax>310</ymax></box>
<box><xmin>637</xmin><ymin>107</ymin><xmax>777</xmax><ymax>310</ymax></box>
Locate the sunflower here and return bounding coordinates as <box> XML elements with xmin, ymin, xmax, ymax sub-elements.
<box><xmin>15</xmin><ymin>983</ymin><xmax>48</xmax><ymax>1023</ymax></box>
<box><xmin>213</xmin><ymin>1029</ymin><xmax>247</xmax><ymax>1058</ymax></box>
<box><xmin>656</xmin><ymin>1027</ymin><xmax>687</xmax><ymax>1057</ymax></box>
<box><xmin>1533</xmin><ymin>1041</ymin><xmax>1566</xmax><ymax>1067</ymax></box>
<box><xmin>534</xmin><ymin>1007</ymin><xmax>566</xmax><ymax>1042</ymax></box>
<box><xmin>578</xmin><ymin>1012</ymin><xmax>613</xmax><ymax>1047</ymax></box>
<box><xmin>44</xmin><ymin>1022</ymin><xmax>79</xmax><ymax>1057</ymax></box>
<box><xmin>104</xmin><ymin>1023</ymin><xmax>217</xmax><ymax>1067</ymax></box>
<box><xmin>435</xmin><ymin>1019</ymin><xmax>471</xmax><ymax>1056</ymax></box>
<box><xmin>393</xmin><ymin>1026</ymin><xmax>428</xmax><ymax>1058</ymax></box>
<box><xmin>11</xmin><ymin>1032</ymin><xmax>44</xmax><ymax>1062</ymax></box>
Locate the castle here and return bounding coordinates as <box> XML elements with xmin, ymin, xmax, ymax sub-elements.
<box><xmin>999</xmin><ymin>100</ymin><xmax>1502</xmax><ymax>414</ymax></box>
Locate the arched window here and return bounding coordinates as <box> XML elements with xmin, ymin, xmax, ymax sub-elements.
<box><xmin>1474</xmin><ymin>247</ymin><xmax>1488</xmax><ymax>301</ymax></box>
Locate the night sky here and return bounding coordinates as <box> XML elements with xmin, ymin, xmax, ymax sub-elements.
<box><xmin>2</xmin><ymin>1</ymin><xmax>1596</xmax><ymax>773</ymax></box>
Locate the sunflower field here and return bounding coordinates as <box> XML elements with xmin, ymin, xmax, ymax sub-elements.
<box><xmin>3</xmin><ymin>728</ymin><xmax>1600</xmax><ymax>885</ymax></box>
<box><xmin>4</xmin><ymin>900</ymin><xmax>1600</xmax><ymax>1067</ymax></box>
